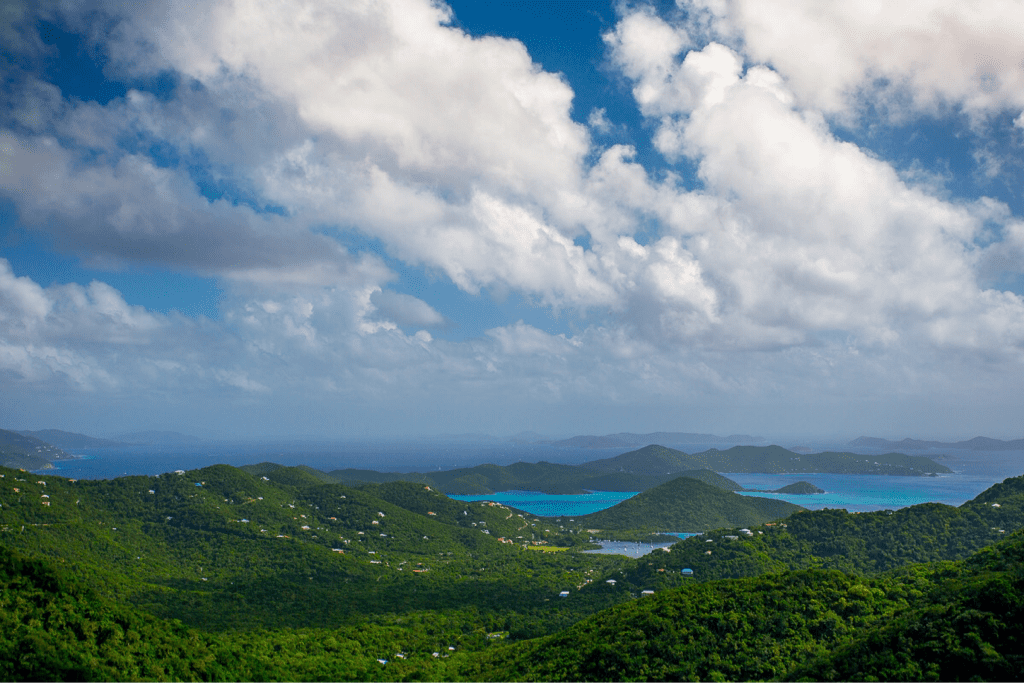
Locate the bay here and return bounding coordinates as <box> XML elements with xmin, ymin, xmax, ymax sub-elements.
<box><xmin>448</xmin><ymin>490</ymin><xmax>638</xmax><ymax>517</ymax></box>
<box><xmin>729</xmin><ymin>471</ymin><xmax>1011</xmax><ymax>512</ymax></box>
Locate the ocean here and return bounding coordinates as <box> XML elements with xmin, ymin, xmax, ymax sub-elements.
<box><xmin>32</xmin><ymin>441</ymin><xmax>1024</xmax><ymax>557</ymax></box>
<box><xmin>36</xmin><ymin>441</ymin><xmax>633</xmax><ymax>480</ymax></box>
<box><xmin>34</xmin><ymin>441</ymin><xmax>1024</xmax><ymax>518</ymax></box>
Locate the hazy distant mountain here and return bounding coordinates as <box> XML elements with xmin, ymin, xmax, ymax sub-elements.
<box><xmin>0</xmin><ymin>428</ymin><xmax>72</xmax><ymax>469</ymax></box>
<box><xmin>114</xmin><ymin>430</ymin><xmax>204</xmax><ymax>445</ymax></box>
<box><xmin>581</xmin><ymin>444</ymin><xmax>698</xmax><ymax>474</ymax></box>
<box><xmin>16</xmin><ymin>429</ymin><xmax>125</xmax><ymax>449</ymax></box>
<box><xmin>851</xmin><ymin>435</ymin><xmax>1024</xmax><ymax>451</ymax></box>
<box><xmin>321</xmin><ymin>442</ymin><xmax>947</xmax><ymax>495</ymax></box>
<box><xmin>320</xmin><ymin>457</ymin><xmax>744</xmax><ymax>495</ymax></box>
<box><xmin>582</xmin><ymin>444</ymin><xmax>950</xmax><ymax>476</ymax></box>
<box><xmin>548</xmin><ymin>432</ymin><xmax>765</xmax><ymax>448</ymax></box>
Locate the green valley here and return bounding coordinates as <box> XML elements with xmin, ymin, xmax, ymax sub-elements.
<box><xmin>1</xmin><ymin>463</ymin><xmax>1022</xmax><ymax>681</ymax></box>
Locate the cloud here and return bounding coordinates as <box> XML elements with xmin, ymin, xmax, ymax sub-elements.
<box><xmin>3</xmin><ymin>0</ymin><xmax>1024</xmax><ymax>437</ymax></box>
<box><xmin>369</xmin><ymin>289</ymin><xmax>446</xmax><ymax>329</ymax></box>
<box><xmin>604</xmin><ymin>16</ymin><xmax>1024</xmax><ymax>359</ymax></box>
<box><xmin>587</xmin><ymin>107</ymin><xmax>613</xmax><ymax>134</ymax></box>
<box><xmin>101</xmin><ymin>0</ymin><xmax>590</xmax><ymax>203</ymax></box>
<box><xmin>681</xmin><ymin>0</ymin><xmax>1024</xmax><ymax>122</ymax></box>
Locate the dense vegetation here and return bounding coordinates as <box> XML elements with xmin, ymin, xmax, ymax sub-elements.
<box><xmin>576</xmin><ymin>476</ymin><xmax>803</xmax><ymax>533</ymax></box>
<box><xmin>0</xmin><ymin>429</ymin><xmax>71</xmax><ymax>470</ymax></box>
<box><xmin>772</xmin><ymin>481</ymin><xmax>824</xmax><ymax>494</ymax></box>
<box><xmin>1</xmin><ymin>463</ymin><xmax>1023</xmax><ymax>680</ymax></box>
<box><xmin>13</xmin><ymin>429</ymin><xmax>125</xmax><ymax>449</ymax></box>
<box><xmin>325</xmin><ymin>461</ymin><xmax>744</xmax><ymax>495</ymax></box>
<box><xmin>465</xmin><ymin>532</ymin><xmax>1024</xmax><ymax>681</ymax></box>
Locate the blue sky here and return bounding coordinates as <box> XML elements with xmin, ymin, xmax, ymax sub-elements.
<box><xmin>3</xmin><ymin>0</ymin><xmax>1024</xmax><ymax>441</ymax></box>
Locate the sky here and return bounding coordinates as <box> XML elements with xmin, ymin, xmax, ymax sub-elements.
<box><xmin>2</xmin><ymin>0</ymin><xmax>1024</xmax><ymax>441</ymax></box>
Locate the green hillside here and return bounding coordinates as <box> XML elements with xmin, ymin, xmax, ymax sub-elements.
<box><xmin>325</xmin><ymin>461</ymin><xmax>742</xmax><ymax>495</ymax></box>
<box><xmin>0</xmin><ymin>463</ymin><xmax>628</xmax><ymax>634</ymax></box>
<box><xmin>463</xmin><ymin>531</ymin><xmax>1024</xmax><ymax>682</ymax></box>
<box><xmin>791</xmin><ymin>535</ymin><xmax>1024</xmax><ymax>681</ymax></box>
<box><xmin>596</xmin><ymin>474</ymin><xmax>1024</xmax><ymax>591</ymax></box>
<box><xmin>0</xmin><ymin>428</ymin><xmax>71</xmax><ymax>470</ymax></box>
<box><xmin>579</xmin><ymin>444</ymin><xmax>698</xmax><ymax>475</ymax></box>
<box><xmin>773</xmin><ymin>481</ymin><xmax>824</xmax><ymax>494</ymax></box>
<box><xmin>15</xmin><ymin>429</ymin><xmax>125</xmax><ymax>449</ymax></box>
<box><xmin>2</xmin><ymin>464</ymin><xmax>1024</xmax><ymax>681</ymax></box>
<box><xmin>578</xmin><ymin>476</ymin><xmax>803</xmax><ymax>533</ymax></box>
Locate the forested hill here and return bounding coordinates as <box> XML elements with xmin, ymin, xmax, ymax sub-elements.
<box><xmin>15</xmin><ymin>429</ymin><xmax>125</xmax><ymax>449</ymax></box>
<box><xmin>577</xmin><ymin>476</ymin><xmax>803</xmax><ymax>532</ymax></box>
<box><xmin>0</xmin><ymin>429</ymin><xmax>72</xmax><ymax>470</ymax></box>
<box><xmin>581</xmin><ymin>444</ymin><xmax>950</xmax><ymax>476</ymax></box>
<box><xmin>316</xmin><ymin>443</ymin><xmax>944</xmax><ymax>496</ymax></box>
<box><xmin>2</xmin><ymin>464</ymin><xmax>1024</xmax><ymax>681</ymax></box>
<box><xmin>322</xmin><ymin>461</ymin><xmax>744</xmax><ymax>495</ymax></box>
<box><xmin>0</xmin><ymin>463</ymin><xmax>623</xmax><ymax>632</ymax></box>
<box><xmin>600</xmin><ymin>473</ymin><xmax>1024</xmax><ymax>592</ymax></box>
<box><xmin>463</xmin><ymin>530</ymin><xmax>1024</xmax><ymax>682</ymax></box>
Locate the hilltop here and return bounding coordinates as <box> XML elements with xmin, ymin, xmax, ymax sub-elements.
<box><xmin>603</xmin><ymin>473</ymin><xmax>1024</xmax><ymax>589</ymax></box>
<box><xmin>577</xmin><ymin>476</ymin><xmax>803</xmax><ymax>533</ymax></box>
<box><xmin>325</xmin><ymin>460</ymin><xmax>744</xmax><ymax>495</ymax></box>
<box><xmin>312</xmin><ymin>444</ymin><xmax>945</xmax><ymax>496</ymax></box>
<box><xmin>772</xmin><ymin>481</ymin><xmax>824</xmax><ymax>494</ymax></box>
<box><xmin>0</xmin><ymin>428</ymin><xmax>72</xmax><ymax>470</ymax></box>
<box><xmin>15</xmin><ymin>429</ymin><xmax>125</xmax><ymax>449</ymax></box>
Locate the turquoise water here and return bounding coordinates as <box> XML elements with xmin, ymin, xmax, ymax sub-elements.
<box><xmin>40</xmin><ymin>444</ymin><xmax>1023</xmax><ymax>519</ymax></box>
<box><xmin>726</xmin><ymin>472</ymin><xmax>1000</xmax><ymax>512</ymax></box>
<box><xmin>449</xmin><ymin>473</ymin><xmax>1006</xmax><ymax>517</ymax></box>
<box><xmin>448</xmin><ymin>490</ymin><xmax>638</xmax><ymax>517</ymax></box>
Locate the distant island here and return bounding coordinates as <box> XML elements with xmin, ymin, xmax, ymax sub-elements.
<box><xmin>576</xmin><ymin>476</ymin><xmax>804</xmax><ymax>532</ymax></box>
<box><xmin>851</xmin><ymin>435</ymin><xmax>1024</xmax><ymax>451</ymax></box>
<box><xmin>543</xmin><ymin>432</ymin><xmax>766</xmax><ymax>448</ymax></box>
<box><xmin>768</xmin><ymin>481</ymin><xmax>824</xmax><ymax>495</ymax></box>
<box><xmin>320</xmin><ymin>444</ymin><xmax>949</xmax><ymax>495</ymax></box>
<box><xmin>16</xmin><ymin>429</ymin><xmax>126</xmax><ymax>449</ymax></box>
<box><xmin>0</xmin><ymin>428</ymin><xmax>74</xmax><ymax>470</ymax></box>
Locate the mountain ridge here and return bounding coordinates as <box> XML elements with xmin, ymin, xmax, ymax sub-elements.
<box><xmin>545</xmin><ymin>431</ymin><xmax>766</xmax><ymax>448</ymax></box>
<box><xmin>15</xmin><ymin>429</ymin><xmax>126</xmax><ymax>449</ymax></box>
<box><xmin>0</xmin><ymin>428</ymin><xmax>73</xmax><ymax>470</ymax></box>
<box><xmin>851</xmin><ymin>435</ymin><xmax>1024</xmax><ymax>450</ymax></box>
<box><xmin>577</xmin><ymin>476</ymin><xmax>804</xmax><ymax>532</ymax></box>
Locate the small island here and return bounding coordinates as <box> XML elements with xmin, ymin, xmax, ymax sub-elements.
<box><xmin>772</xmin><ymin>481</ymin><xmax>825</xmax><ymax>495</ymax></box>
